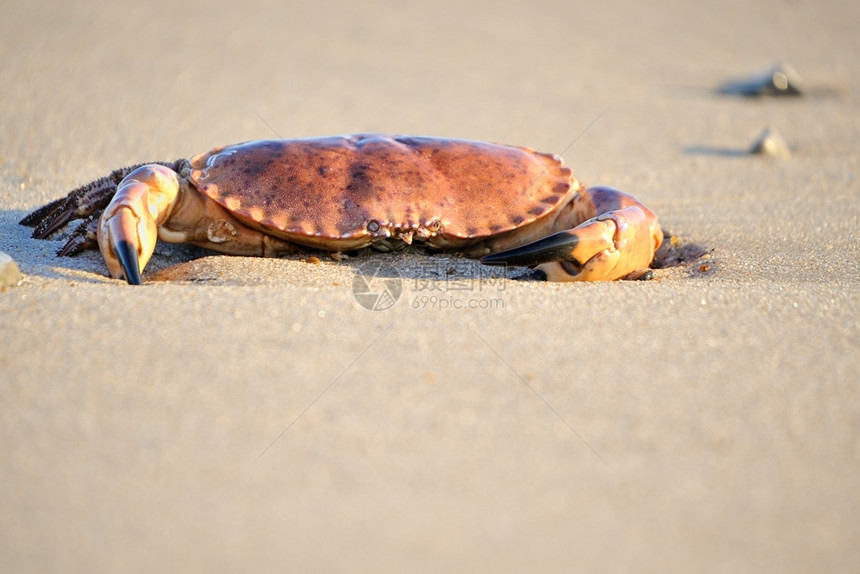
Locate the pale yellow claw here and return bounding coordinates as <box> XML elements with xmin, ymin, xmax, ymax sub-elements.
<box><xmin>485</xmin><ymin>202</ymin><xmax>663</xmax><ymax>281</ymax></box>
<box><xmin>537</xmin><ymin>205</ymin><xmax>663</xmax><ymax>282</ymax></box>
<box><xmin>97</xmin><ymin>165</ymin><xmax>180</xmax><ymax>283</ymax></box>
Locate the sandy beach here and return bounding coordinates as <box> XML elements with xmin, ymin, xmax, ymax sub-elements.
<box><xmin>1</xmin><ymin>0</ymin><xmax>858</xmax><ymax>571</ymax></box>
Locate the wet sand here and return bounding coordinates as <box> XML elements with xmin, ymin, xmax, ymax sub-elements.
<box><xmin>1</xmin><ymin>0</ymin><xmax>858</xmax><ymax>571</ymax></box>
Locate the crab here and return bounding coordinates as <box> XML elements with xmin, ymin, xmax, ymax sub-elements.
<box><xmin>20</xmin><ymin>134</ymin><xmax>663</xmax><ymax>284</ymax></box>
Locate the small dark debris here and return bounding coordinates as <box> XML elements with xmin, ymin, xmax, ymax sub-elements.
<box><xmin>628</xmin><ymin>269</ymin><xmax>654</xmax><ymax>281</ymax></box>
<box><xmin>511</xmin><ymin>268</ymin><xmax>547</xmax><ymax>282</ymax></box>
<box><xmin>750</xmin><ymin>126</ymin><xmax>791</xmax><ymax>159</ymax></box>
<box><xmin>719</xmin><ymin>63</ymin><xmax>803</xmax><ymax>97</ymax></box>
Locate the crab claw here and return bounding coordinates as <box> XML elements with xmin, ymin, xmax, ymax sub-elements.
<box><xmin>97</xmin><ymin>165</ymin><xmax>180</xmax><ymax>284</ymax></box>
<box><xmin>482</xmin><ymin>205</ymin><xmax>662</xmax><ymax>281</ymax></box>
<box><xmin>99</xmin><ymin>203</ymin><xmax>152</xmax><ymax>284</ymax></box>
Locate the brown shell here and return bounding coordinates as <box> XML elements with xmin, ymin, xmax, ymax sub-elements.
<box><xmin>189</xmin><ymin>134</ymin><xmax>579</xmax><ymax>246</ymax></box>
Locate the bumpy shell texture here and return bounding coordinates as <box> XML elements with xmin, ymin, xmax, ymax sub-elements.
<box><xmin>189</xmin><ymin>135</ymin><xmax>579</xmax><ymax>243</ymax></box>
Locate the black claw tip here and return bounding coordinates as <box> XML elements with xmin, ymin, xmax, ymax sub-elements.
<box><xmin>481</xmin><ymin>231</ymin><xmax>580</xmax><ymax>267</ymax></box>
<box><xmin>113</xmin><ymin>240</ymin><xmax>143</xmax><ymax>285</ymax></box>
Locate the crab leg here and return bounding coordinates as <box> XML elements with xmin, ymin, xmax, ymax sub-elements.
<box><xmin>482</xmin><ymin>186</ymin><xmax>663</xmax><ymax>281</ymax></box>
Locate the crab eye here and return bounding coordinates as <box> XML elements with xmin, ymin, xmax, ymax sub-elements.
<box><xmin>425</xmin><ymin>219</ymin><xmax>442</xmax><ymax>232</ymax></box>
<box><xmin>366</xmin><ymin>220</ymin><xmax>381</xmax><ymax>233</ymax></box>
